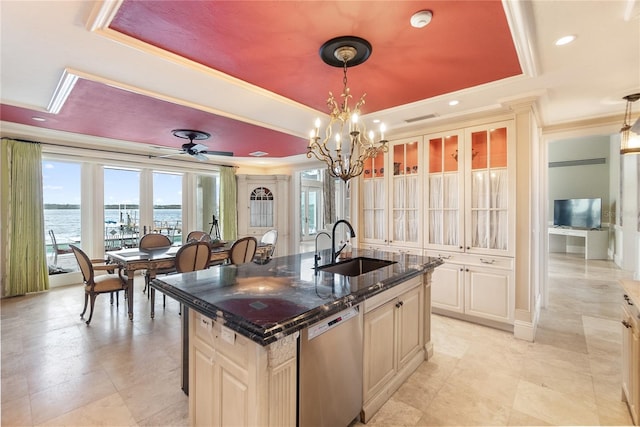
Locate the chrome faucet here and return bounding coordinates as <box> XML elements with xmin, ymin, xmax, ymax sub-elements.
<box><xmin>314</xmin><ymin>231</ymin><xmax>331</xmax><ymax>270</ymax></box>
<box><xmin>331</xmin><ymin>219</ymin><xmax>356</xmax><ymax>263</ymax></box>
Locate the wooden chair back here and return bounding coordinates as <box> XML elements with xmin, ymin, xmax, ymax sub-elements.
<box><xmin>139</xmin><ymin>233</ymin><xmax>172</xmax><ymax>250</ymax></box>
<box><xmin>70</xmin><ymin>244</ymin><xmax>94</xmax><ymax>284</ymax></box>
<box><xmin>229</xmin><ymin>236</ymin><xmax>258</xmax><ymax>265</ymax></box>
<box><xmin>186</xmin><ymin>230</ymin><xmax>212</xmax><ymax>243</ymax></box>
<box><xmin>175</xmin><ymin>241</ymin><xmax>211</xmax><ymax>272</ymax></box>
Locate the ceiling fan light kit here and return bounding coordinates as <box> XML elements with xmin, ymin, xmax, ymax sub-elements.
<box><xmin>308</xmin><ymin>36</ymin><xmax>388</xmax><ymax>182</ymax></box>
<box><xmin>620</xmin><ymin>93</ymin><xmax>640</xmax><ymax>155</ymax></box>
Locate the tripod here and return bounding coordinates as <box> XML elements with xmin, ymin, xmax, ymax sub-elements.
<box><xmin>208</xmin><ymin>214</ymin><xmax>221</xmax><ymax>240</ymax></box>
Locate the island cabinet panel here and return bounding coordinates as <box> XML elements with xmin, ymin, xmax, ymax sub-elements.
<box><xmin>189</xmin><ymin>311</ymin><xmax>297</xmax><ymax>427</ymax></box>
<box><xmin>362</xmin><ymin>277</ymin><xmax>425</xmax><ymax>422</ymax></box>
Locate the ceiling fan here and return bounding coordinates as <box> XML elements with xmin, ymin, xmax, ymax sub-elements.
<box><xmin>156</xmin><ymin>129</ymin><xmax>233</xmax><ymax>161</ymax></box>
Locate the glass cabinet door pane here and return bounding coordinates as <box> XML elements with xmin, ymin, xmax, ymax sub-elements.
<box><xmin>444</xmin><ymin>136</ymin><xmax>459</xmax><ymax>172</ymax></box>
<box><xmin>490</xmin><ymin>127</ymin><xmax>508</xmax><ymax>168</ymax></box>
<box><xmin>362</xmin><ymin>151</ymin><xmax>386</xmax><ymax>242</ymax></box>
<box><xmin>468</xmin><ymin>123</ymin><xmax>510</xmax><ymax>252</ymax></box>
<box><xmin>426</xmin><ymin>133</ymin><xmax>460</xmax><ymax>248</ymax></box>
<box><xmin>471</xmin><ymin>131</ymin><xmax>487</xmax><ymax>170</ymax></box>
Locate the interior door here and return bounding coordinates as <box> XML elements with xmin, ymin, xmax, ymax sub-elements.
<box><xmin>301</xmin><ymin>185</ymin><xmax>321</xmax><ymax>241</ymax></box>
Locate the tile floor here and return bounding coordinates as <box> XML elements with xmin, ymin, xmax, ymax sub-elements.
<box><xmin>0</xmin><ymin>253</ymin><xmax>635</xmax><ymax>426</ymax></box>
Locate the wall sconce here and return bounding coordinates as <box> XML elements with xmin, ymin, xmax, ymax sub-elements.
<box><xmin>620</xmin><ymin>93</ymin><xmax>640</xmax><ymax>155</ymax></box>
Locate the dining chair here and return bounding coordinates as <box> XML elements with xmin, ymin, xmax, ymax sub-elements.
<box><xmin>150</xmin><ymin>240</ymin><xmax>211</xmax><ymax>318</ymax></box>
<box><xmin>186</xmin><ymin>230</ymin><xmax>212</xmax><ymax>243</ymax></box>
<box><xmin>139</xmin><ymin>233</ymin><xmax>174</xmax><ymax>296</ymax></box>
<box><xmin>70</xmin><ymin>245</ymin><xmax>127</xmax><ymax>325</ymax></box>
<box><xmin>259</xmin><ymin>229</ymin><xmax>278</xmax><ymax>258</ymax></box>
<box><xmin>229</xmin><ymin>236</ymin><xmax>258</xmax><ymax>265</ymax></box>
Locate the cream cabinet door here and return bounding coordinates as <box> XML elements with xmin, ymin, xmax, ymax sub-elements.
<box><xmin>622</xmin><ymin>301</ymin><xmax>640</xmax><ymax>425</ymax></box>
<box><xmin>363</xmin><ymin>300</ymin><xmax>396</xmax><ymax>402</ymax></box>
<box><xmin>465</xmin><ymin>265</ymin><xmax>513</xmax><ymax>323</ymax></box>
<box><xmin>431</xmin><ymin>262</ymin><xmax>464</xmax><ymax>313</ymax></box>
<box><xmin>397</xmin><ymin>285</ymin><xmax>424</xmax><ymax>369</ymax></box>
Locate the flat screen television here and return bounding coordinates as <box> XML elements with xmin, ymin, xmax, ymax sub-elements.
<box><xmin>553</xmin><ymin>198</ymin><xmax>602</xmax><ymax>229</ymax></box>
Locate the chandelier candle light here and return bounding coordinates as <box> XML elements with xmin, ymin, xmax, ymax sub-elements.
<box><xmin>307</xmin><ymin>36</ymin><xmax>388</xmax><ymax>182</ymax></box>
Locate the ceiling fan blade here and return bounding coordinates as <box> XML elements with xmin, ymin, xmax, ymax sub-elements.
<box><xmin>202</xmin><ymin>150</ymin><xmax>234</xmax><ymax>157</ymax></box>
<box><xmin>154</xmin><ymin>152</ymin><xmax>186</xmax><ymax>159</ymax></box>
<box><xmin>190</xmin><ymin>143</ymin><xmax>209</xmax><ymax>152</ymax></box>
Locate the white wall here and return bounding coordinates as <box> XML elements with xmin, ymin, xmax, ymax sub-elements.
<box><xmin>548</xmin><ymin>135</ymin><xmax>611</xmax><ymax>223</ymax></box>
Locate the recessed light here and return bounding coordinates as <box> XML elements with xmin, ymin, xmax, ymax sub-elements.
<box><xmin>555</xmin><ymin>35</ymin><xmax>576</xmax><ymax>46</ymax></box>
<box><xmin>372</xmin><ymin>119</ymin><xmax>381</xmax><ymax>123</ymax></box>
<box><xmin>32</xmin><ymin>116</ymin><xmax>46</xmax><ymax>122</ymax></box>
<box><xmin>410</xmin><ymin>10</ymin><xmax>433</xmax><ymax>28</ymax></box>
<box><xmin>448</xmin><ymin>100</ymin><xmax>459</xmax><ymax>106</ymax></box>
<box><xmin>249</xmin><ymin>151</ymin><xmax>268</xmax><ymax>157</ymax></box>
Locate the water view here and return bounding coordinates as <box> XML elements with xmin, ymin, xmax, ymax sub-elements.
<box><xmin>45</xmin><ymin>207</ymin><xmax>183</xmax><ymax>247</ymax></box>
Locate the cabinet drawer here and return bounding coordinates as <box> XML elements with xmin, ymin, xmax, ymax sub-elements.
<box><xmin>424</xmin><ymin>250</ymin><xmax>513</xmax><ymax>270</ymax></box>
<box><xmin>363</xmin><ymin>275</ymin><xmax>422</xmax><ymax>313</ymax></box>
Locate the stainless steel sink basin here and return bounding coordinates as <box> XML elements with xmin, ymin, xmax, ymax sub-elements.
<box><xmin>317</xmin><ymin>257</ymin><xmax>396</xmax><ymax>277</ymax></box>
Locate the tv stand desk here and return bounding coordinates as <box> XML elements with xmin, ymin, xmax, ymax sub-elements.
<box><xmin>548</xmin><ymin>227</ymin><xmax>608</xmax><ymax>260</ymax></box>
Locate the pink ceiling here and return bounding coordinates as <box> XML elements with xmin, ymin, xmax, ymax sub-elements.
<box><xmin>0</xmin><ymin>1</ymin><xmax>521</xmax><ymax>158</ymax></box>
<box><xmin>0</xmin><ymin>79</ymin><xmax>303</xmax><ymax>157</ymax></box>
<box><xmin>111</xmin><ymin>0</ymin><xmax>520</xmax><ymax>112</ymax></box>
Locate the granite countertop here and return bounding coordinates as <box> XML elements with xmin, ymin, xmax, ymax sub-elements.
<box><xmin>151</xmin><ymin>248</ymin><xmax>443</xmax><ymax>345</ymax></box>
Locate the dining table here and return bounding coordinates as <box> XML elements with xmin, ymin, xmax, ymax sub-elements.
<box><xmin>106</xmin><ymin>241</ymin><xmax>272</xmax><ymax>320</ymax></box>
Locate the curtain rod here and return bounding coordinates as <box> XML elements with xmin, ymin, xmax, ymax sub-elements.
<box><xmin>1</xmin><ymin>136</ymin><xmax>238</xmax><ymax>168</ymax></box>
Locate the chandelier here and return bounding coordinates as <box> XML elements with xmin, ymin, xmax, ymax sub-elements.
<box><xmin>620</xmin><ymin>93</ymin><xmax>640</xmax><ymax>155</ymax></box>
<box><xmin>307</xmin><ymin>36</ymin><xmax>388</xmax><ymax>182</ymax></box>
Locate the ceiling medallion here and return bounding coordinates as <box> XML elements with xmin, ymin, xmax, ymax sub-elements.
<box><xmin>307</xmin><ymin>36</ymin><xmax>388</xmax><ymax>182</ymax></box>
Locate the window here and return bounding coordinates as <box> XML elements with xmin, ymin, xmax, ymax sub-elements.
<box><xmin>250</xmin><ymin>187</ymin><xmax>274</xmax><ymax>227</ymax></box>
<box><xmin>196</xmin><ymin>173</ymin><xmax>220</xmax><ymax>239</ymax></box>
<box><xmin>153</xmin><ymin>171</ymin><xmax>182</xmax><ymax>244</ymax></box>
<box><xmin>104</xmin><ymin>167</ymin><xmax>140</xmax><ymax>251</ymax></box>
<box><xmin>42</xmin><ymin>160</ymin><xmax>81</xmax><ymax>272</ymax></box>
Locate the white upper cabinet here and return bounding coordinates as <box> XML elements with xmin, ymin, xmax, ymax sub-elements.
<box><xmin>360</xmin><ymin>137</ymin><xmax>423</xmax><ymax>251</ymax></box>
<box><xmin>425</xmin><ymin>129</ymin><xmax>465</xmax><ymax>252</ymax></box>
<box><xmin>389</xmin><ymin>137</ymin><xmax>423</xmax><ymax>249</ymax></box>
<box><xmin>361</xmin><ymin>150</ymin><xmax>387</xmax><ymax>246</ymax></box>
<box><xmin>424</xmin><ymin>120</ymin><xmax>515</xmax><ymax>257</ymax></box>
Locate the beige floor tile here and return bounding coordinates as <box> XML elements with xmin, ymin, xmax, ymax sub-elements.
<box><xmin>417</xmin><ymin>380</ymin><xmax>512</xmax><ymax>426</ymax></box>
<box><xmin>0</xmin><ymin>253</ymin><xmax>634</xmax><ymax>426</ymax></box>
<box><xmin>512</xmin><ymin>379</ymin><xmax>600</xmax><ymax>426</ymax></box>
<box><xmin>36</xmin><ymin>393</ymin><xmax>138</xmax><ymax>427</ymax></box>
<box><xmin>0</xmin><ymin>395</ymin><xmax>32</xmax><ymax>427</ymax></box>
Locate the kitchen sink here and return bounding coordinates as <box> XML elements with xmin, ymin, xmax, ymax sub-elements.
<box><xmin>317</xmin><ymin>257</ymin><xmax>396</xmax><ymax>277</ymax></box>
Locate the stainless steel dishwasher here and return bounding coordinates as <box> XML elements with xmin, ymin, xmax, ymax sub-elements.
<box><xmin>299</xmin><ymin>305</ymin><xmax>363</xmax><ymax>427</ymax></box>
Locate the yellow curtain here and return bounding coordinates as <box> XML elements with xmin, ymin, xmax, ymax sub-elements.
<box><xmin>1</xmin><ymin>138</ymin><xmax>49</xmax><ymax>296</ymax></box>
<box><xmin>219</xmin><ymin>166</ymin><xmax>237</xmax><ymax>241</ymax></box>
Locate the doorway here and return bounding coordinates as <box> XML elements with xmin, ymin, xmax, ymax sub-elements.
<box><xmin>301</xmin><ymin>185</ymin><xmax>321</xmax><ymax>241</ymax></box>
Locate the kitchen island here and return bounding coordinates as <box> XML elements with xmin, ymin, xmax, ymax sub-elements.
<box><xmin>151</xmin><ymin>248</ymin><xmax>442</xmax><ymax>426</ymax></box>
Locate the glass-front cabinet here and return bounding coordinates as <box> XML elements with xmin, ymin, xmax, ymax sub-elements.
<box><xmin>362</xmin><ymin>150</ymin><xmax>387</xmax><ymax>245</ymax></box>
<box><xmin>361</xmin><ymin>137</ymin><xmax>423</xmax><ymax>251</ymax></box>
<box><xmin>424</xmin><ymin>121</ymin><xmax>514</xmax><ymax>257</ymax></box>
<box><xmin>425</xmin><ymin>120</ymin><xmax>515</xmax><ymax>325</ymax></box>
<box><xmin>465</xmin><ymin>122</ymin><xmax>514</xmax><ymax>256</ymax></box>
<box><xmin>425</xmin><ymin>130</ymin><xmax>464</xmax><ymax>252</ymax></box>
<box><xmin>390</xmin><ymin>137</ymin><xmax>422</xmax><ymax>248</ymax></box>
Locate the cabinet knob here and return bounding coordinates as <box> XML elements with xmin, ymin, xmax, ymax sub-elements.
<box><xmin>466</xmin><ymin>246</ymin><xmax>470</xmax><ymax>250</ymax></box>
<box><xmin>395</xmin><ymin>302</ymin><xmax>402</xmax><ymax>308</ymax></box>
<box><xmin>622</xmin><ymin>320</ymin><xmax>633</xmax><ymax>329</ymax></box>
<box><xmin>465</xmin><ymin>268</ymin><xmax>470</xmax><ymax>272</ymax></box>
<box><xmin>459</xmin><ymin>246</ymin><xmax>463</xmax><ymax>250</ymax></box>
